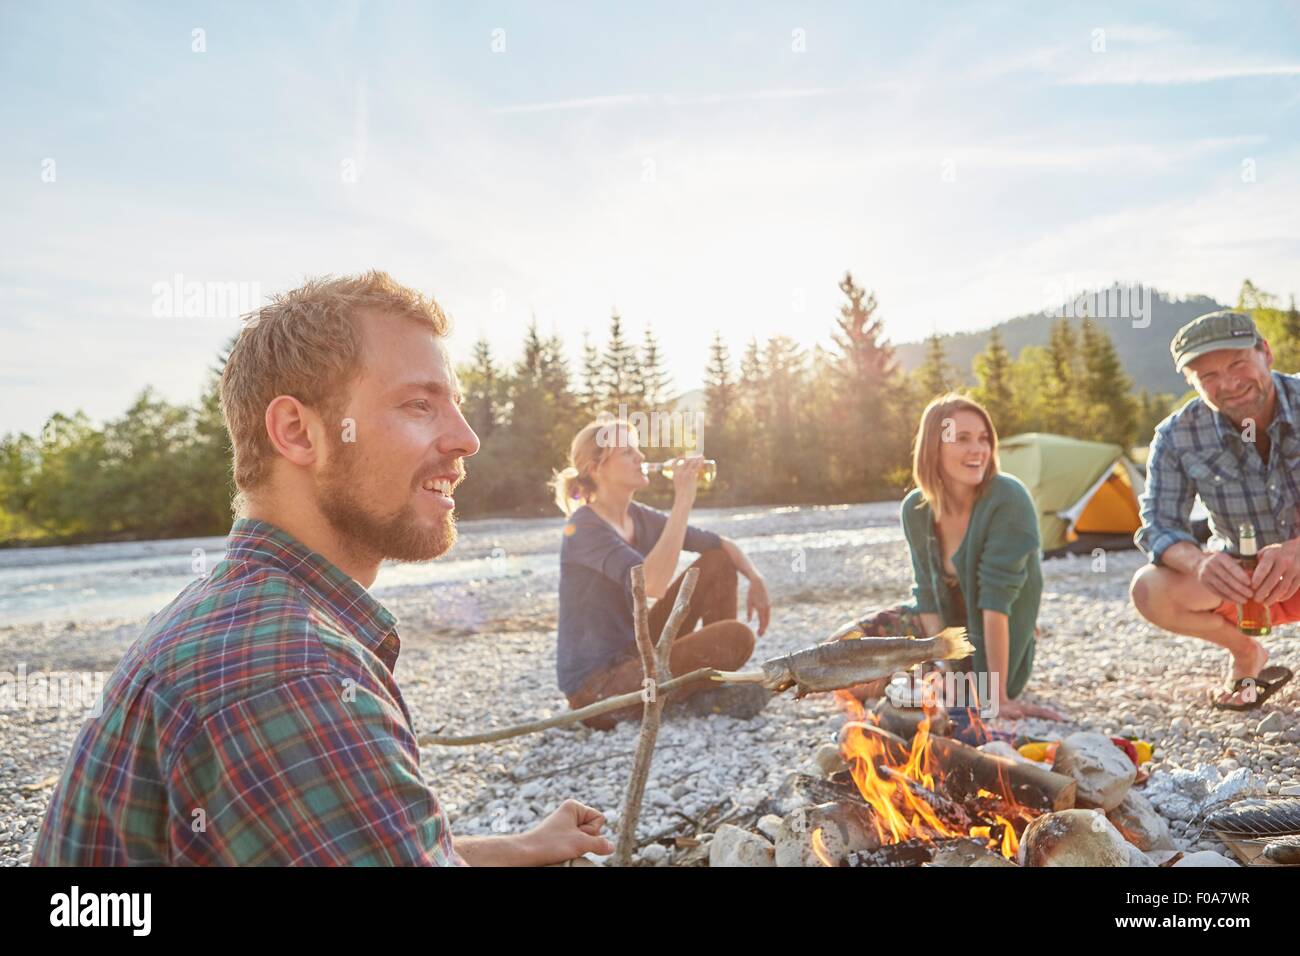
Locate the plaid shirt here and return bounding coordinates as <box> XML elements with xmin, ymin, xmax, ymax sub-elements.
<box><xmin>1136</xmin><ymin>371</ymin><xmax>1300</xmax><ymax>564</ymax></box>
<box><xmin>33</xmin><ymin>518</ymin><xmax>466</xmax><ymax>866</ymax></box>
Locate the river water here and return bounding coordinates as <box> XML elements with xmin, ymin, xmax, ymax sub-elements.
<box><xmin>0</xmin><ymin>502</ymin><xmax>904</xmax><ymax>627</ymax></box>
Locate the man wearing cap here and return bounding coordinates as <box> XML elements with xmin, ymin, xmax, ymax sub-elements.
<box><xmin>1130</xmin><ymin>310</ymin><xmax>1295</xmax><ymax>709</ymax></box>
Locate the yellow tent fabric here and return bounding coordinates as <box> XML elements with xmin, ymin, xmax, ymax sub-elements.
<box><xmin>997</xmin><ymin>433</ymin><xmax>1144</xmax><ymax>552</ymax></box>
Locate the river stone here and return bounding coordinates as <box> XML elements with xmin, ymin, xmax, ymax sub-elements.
<box><xmin>1172</xmin><ymin>850</ymin><xmax>1239</xmax><ymax>867</ymax></box>
<box><xmin>928</xmin><ymin>840</ymin><xmax>1016</xmax><ymax>867</ymax></box>
<box><xmin>1126</xmin><ymin>843</ymin><xmax>1156</xmax><ymax>867</ymax></box>
<box><xmin>774</xmin><ymin>801</ymin><xmax>879</xmax><ymax>867</ymax></box>
<box><xmin>708</xmin><ymin>824</ymin><xmax>775</xmax><ymax>867</ymax></box>
<box><xmin>813</xmin><ymin>743</ymin><xmax>849</xmax><ymax>778</ymax></box>
<box><xmin>1052</xmin><ymin>732</ymin><xmax>1136</xmax><ymax>811</ymax></box>
<box><xmin>1256</xmin><ymin>712</ymin><xmax>1284</xmax><ymax>735</ymax></box>
<box><xmin>1020</xmin><ymin>809</ymin><xmax>1131</xmax><ymax>867</ymax></box>
<box><xmin>1107</xmin><ymin>790</ymin><xmax>1174</xmax><ymax>851</ymax></box>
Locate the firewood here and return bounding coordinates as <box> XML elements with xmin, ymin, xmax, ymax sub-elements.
<box><xmin>876</xmin><ymin>765</ymin><xmax>973</xmax><ymax>832</ymax></box>
<box><xmin>841</xmin><ymin>722</ymin><xmax>1074</xmax><ymax>812</ymax></box>
<box><xmin>846</xmin><ymin>838</ymin><xmax>967</xmax><ymax>867</ymax></box>
<box><xmin>926</xmin><ymin>734</ymin><xmax>1075</xmax><ymax>812</ymax></box>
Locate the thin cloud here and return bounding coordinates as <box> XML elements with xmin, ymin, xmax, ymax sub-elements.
<box><xmin>491</xmin><ymin>88</ymin><xmax>835</xmax><ymax>114</ymax></box>
<box><xmin>492</xmin><ymin>93</ymin><xmax>654</xmax><ymax>114</ymax></box>
<box><xmin>1059</xmin><ymin>62</ymin><xmax>1300</xmax><ymax>86</ymax></box>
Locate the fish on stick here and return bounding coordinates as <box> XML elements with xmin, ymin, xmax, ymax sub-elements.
<box><xmin>729</xmin><ymin>627</ymin><xmax>975</xmax><ymax>698</ymax></box>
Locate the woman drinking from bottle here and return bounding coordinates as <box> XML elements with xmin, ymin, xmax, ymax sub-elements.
<box><xmin>552</xmin><ymin>419</ymin><xmax>772</xmax><ymax>729</ymax></box>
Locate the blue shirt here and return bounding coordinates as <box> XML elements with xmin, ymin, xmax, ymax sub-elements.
<box><xmin>556</xmin><ymin>502</ymin><xmax>722</xmax><ymax>696</ymax></box>
<box><xmin>1136</xmin><ymin>371</ymin><xmax>1300</xmax><ymax>564</ymax></box>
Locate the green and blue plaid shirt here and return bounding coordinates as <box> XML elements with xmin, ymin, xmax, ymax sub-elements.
<box><xmin>33</xmin><ymin>519</ymin><xmax>466</xmax><ymax>866</ymax></box>
<box><xmin>1137</xmin><ymin>371</ymin><xmax>1300</xmax><ymax>563</ymax></box>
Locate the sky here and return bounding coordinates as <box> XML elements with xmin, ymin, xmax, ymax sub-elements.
<box><xmin>2</xmin><ymin>1</ymin><xmax>1299</xmax><ymax>435</ymax></box>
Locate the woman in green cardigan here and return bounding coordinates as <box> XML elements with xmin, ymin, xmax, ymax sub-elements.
<box><xmin>834</xmin><ymin>394</ymin><xmax>1063</xmax><ymax>724</ymax></box>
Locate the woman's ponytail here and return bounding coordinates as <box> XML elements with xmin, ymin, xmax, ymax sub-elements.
<box><xmin>550</xmin><ymin>465</ymin><xmax>594</xmax><ymax>516</ymax></box>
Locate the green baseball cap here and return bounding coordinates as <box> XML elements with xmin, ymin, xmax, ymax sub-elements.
<box><xmin>1170</xmin><ymin>310</ymin><xmax>1260</xmax><ymax>373</ymax></box>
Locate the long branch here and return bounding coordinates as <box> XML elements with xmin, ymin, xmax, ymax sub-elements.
<box><xmin>416</xmin><ymin>666</ymin><xmax>740</xmax><ymax>747</ymax></box>
<box><xmin>613</xmin><ymin>565</ymin><xmax>699</xmax><ymax>865</ymax></box>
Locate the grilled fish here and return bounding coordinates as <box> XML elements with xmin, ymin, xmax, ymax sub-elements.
<box><xmin>1205</xmin><ymin>798</ymin><xmax>1300</xmax><ymax>839</ymax></box>
<box><xmin>759</xmin><ymin>628</ymin><xmax>974</xmax><ymax>698</ymax></box>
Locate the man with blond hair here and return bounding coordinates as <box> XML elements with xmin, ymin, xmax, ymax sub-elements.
<box><xmin>34</xmin><ymin>271</ymin><xmax>614</xmax><ymax>865</ymax></box>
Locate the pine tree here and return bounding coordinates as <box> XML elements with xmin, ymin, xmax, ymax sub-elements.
<box><xmin>764</xmin><ymin>336</ymin><xmax>811</xmax><ymax>500</ymax></box>
<box><xmin>1135</xmin><ymin>388</ymin><xmax>1175</xmax><ymax>438</ymax></box>
<box><xmin>1042</xmin><ymin>318</ymin><xmax>1079</xmax><ymax>434</ymax></box>
<box><xmin>638</xmin><ymin>326</ymin><xmax>671</xmax><ymax>408</ymax></box>
<box><xmin>700</xmin><ymin>331</ymin><xmax>736</xmax><ymax>497</ymax></box>
<box><xmin>1080</xmin><ymin>316</ymin><xmax>1137</xmax><ymax>447</ymax></box>
<box><xmin>704</xmin><ymin>331</ymin><xmax>735</xmax><ymax>426</ymax></box>
<box><xmin>916</xmin><ymin>333</ymin><xmax>956</xmax><ymax>401</ymax></box>
<box><xmin>739</xmin><ymin>337</ymin><xmax>767</xmax><ymax>419</ymax></box>
<box><xmin>601</xmin><ymin>311</ymin><xmax>637</xmax><ymax>410</ymax></box>
<box><xmin>832</xmin><ymin>272</ymin><xmax>896</xmax><ymax>382</ymax></box>
<box><xmin>580</xmin><ymin>332</ymin><xmax>603</xmax><ymax>417</ymax></box>
<box><xmin>972</xmin><ymin>327</ymin><xmax>1017</xmax><ymax>435</ymax></box>
<box><xmin>462</xmin><ymin>338</ymin><xmax>501</xmax><ymax>438</ymax></box>
<box><xmin>829</xmin><ymin>272</ymin><xmax>903</xmax><ymax>496</ymax></box>
<box><xmin>733</xmin><ymin>337</ymin><xmax>768</xmax><ymax>501</ymax></box>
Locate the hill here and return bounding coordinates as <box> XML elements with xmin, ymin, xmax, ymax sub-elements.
<box><xmin>893</xmin><ymin>290</ymin><xmax>1226</xmax><ymax>396</ymax></box>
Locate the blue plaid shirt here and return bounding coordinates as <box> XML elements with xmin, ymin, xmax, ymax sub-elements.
<box><xmin>1137</xmin><ymin>371</ymin><xmax>1300</xmax><ymax>564</ymax></box>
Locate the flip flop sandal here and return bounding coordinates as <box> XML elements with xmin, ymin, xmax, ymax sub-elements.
<box><xmin>1210</xmin><ymin>665</ymin><xmax>1294</xmax><ymax>711</ymax></box>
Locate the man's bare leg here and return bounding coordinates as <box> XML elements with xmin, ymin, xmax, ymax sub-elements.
<box><xmin>1130</xmin><ymin>564</ymin><xmax>1268</xmax><ymax>707</ymax></box>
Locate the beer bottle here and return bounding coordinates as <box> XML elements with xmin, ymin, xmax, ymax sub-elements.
<box><xmin>641</xmin><ymin>459</ymin><xmax>717</xmax><ymax>488</ymax></box>
<box><xmin>1237</xmin><ymin>523</ymin><xmax>1271</xmax><ymax>636</ymax></box>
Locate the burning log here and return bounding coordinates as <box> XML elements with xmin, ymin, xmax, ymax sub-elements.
<box><xmin>927</xmin><ymin>734</ymin><xmax>1075</xmax><ymax>812</ymax></box>
<box><xmin>845</xmin><ymin>838</ymin><xmax>971</xmax><ymax>867</ymax></box>
<box><xmin>827</xmin><ymin>767</ymin><xmax>973</xmax><ymax>833</ymax></box>
<box><xmin>840</xmin><ymin>722</ymin><xmax>912</xmax><ymax>763</ymax></box>
<box><xmin>926</xmin><ymin>839</ymin><xmax>1016</xmax><ymax>868</ymax></box>
<box><xmin>842</xmin><ymin>721</ymin><xmax>1074</xmax><ymax>812</ymax></box>
<box><xmin>877</xmin><ymin>765</ymin><xmax>974</xmax><ymax>832</ymax></box>
<box><xmin>763</xmin><ymin>772</ymin><xmax>870</xmax><ymax>818</ymax></box>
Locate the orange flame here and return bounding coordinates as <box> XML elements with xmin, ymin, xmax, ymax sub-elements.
<box><xmin>810</xmin><ymin>827</ymin><xmax>835</xmax><ymax>867</ymax></box>
<box><xmin>834</xmin><ymin>689</ymin><xmax>1032</xmax><ymax>861</ymax></box>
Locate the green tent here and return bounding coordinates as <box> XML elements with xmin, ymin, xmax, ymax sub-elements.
<box><xmin>997</xmin><ymin>433</ymin><xmax>1145</xmax><ymax>554</ymax></box>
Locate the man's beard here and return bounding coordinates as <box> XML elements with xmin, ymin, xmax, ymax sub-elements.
<box><xmin>317</xmin><ymin>448</ymin><xmax>457</xmax><ymax>564</ymax></box>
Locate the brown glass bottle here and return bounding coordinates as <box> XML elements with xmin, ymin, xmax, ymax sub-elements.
<box><xmin>1237</xmin><ymin>524</ymin><xmax>1271</xmax><ymax>636</ymax></box>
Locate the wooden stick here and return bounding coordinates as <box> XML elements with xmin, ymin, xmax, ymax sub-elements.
<box><xmin>613</xmin><ymin>565</ymin><xmax>699</xmax><ymax>866</ymax></box>
<box><xmin>925</xmin><ymin>734</ymin><xmax>1076</xmax><ymax>812</ymax></box>
<box><xmin>417</xmin><ymin>666</ymin><xmax>722</xmax><ymax>746</ymax></box>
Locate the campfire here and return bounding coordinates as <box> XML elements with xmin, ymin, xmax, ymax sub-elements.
<box><xmin>429</xmin><ymin>563</ymin><xmax>1274</xmax><ymax>867</ymax></box>
<box><xmin>827</xmin><ymin>692</ymin><xmax>1040</xmax><ymax>865</ymax></box>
